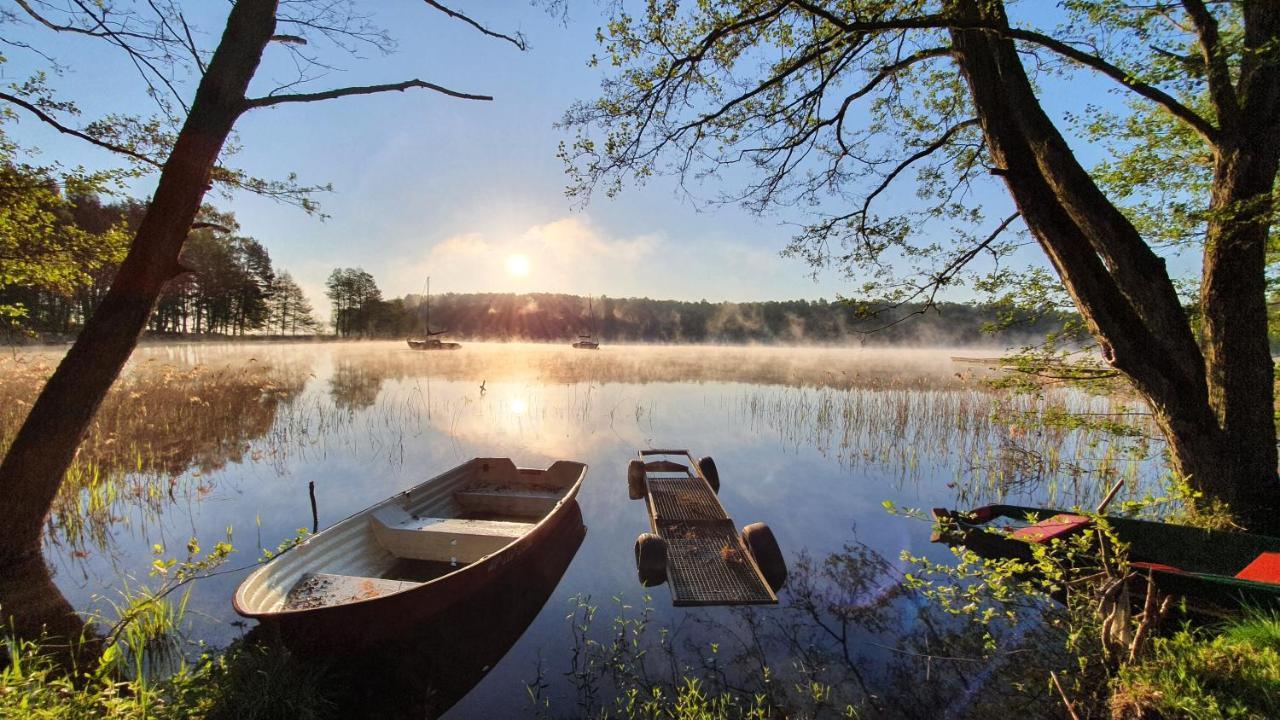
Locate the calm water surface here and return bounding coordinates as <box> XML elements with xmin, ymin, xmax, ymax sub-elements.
<box><xmin>27</xmin><ymin>341</ymin><xmax>1159</xmax><ymax>717</ymax></box>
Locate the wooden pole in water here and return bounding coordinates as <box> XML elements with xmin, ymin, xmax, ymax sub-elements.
<box><xmin>308</xmin><ymin>480</ymin><xmax>319</xmax><ymax>533</ymax></box>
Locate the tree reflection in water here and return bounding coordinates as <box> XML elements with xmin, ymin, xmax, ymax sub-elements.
<box><xmin>547</xmin><ymin>531</ymin><xmax>1071</xmax><ymax>719</ymax></box>
<box><xmin>327</xmin><ymin>359</ymin><xmax>384</xmax><ymax>411</ymax></box>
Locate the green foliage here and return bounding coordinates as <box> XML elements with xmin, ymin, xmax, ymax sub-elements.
<box><xmin>1</xmin><ymin>635</ymin><xmax>199</xmax><ymax>720</ymax></box>
<box><xmin>1</xmin><ymin>635</ymin><xmax>337</xmax><ymax>720</ymax></box>
<box><xmin>325</xmin><ymin>267</ymin><xmax>384</xmax><ymax>337</ymax></box>
<box><xmin>0</xmin><ymin>153</ymin><xmax>131</xmax><ymax>333</ymax></box>
<box><xmin>1113</xmin><ymin>613</ymin><xmax>1280</xmax><ymax>720</ymax></box>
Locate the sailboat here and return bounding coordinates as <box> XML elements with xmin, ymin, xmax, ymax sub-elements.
<box><xmin>572</xmin><ymin>295</ymin><xmax>600</xmax><ymax>350</ymax></box>
<box><xmin>407</xmin><ymin>277</ymin><xmax>461</xmax><ymax>351</ymax></box>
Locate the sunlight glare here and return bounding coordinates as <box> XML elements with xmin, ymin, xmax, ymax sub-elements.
<box><xmin>506</xmin><ymin>254</ymin><xmax>531</xmax><ymax>277</ymax></box>
<box><xmin>510</xmin><ymin>398</ymin><xmax>528</xmax><ymax>416</ymax></box>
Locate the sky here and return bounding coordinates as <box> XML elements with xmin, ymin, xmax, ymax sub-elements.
<box><xmin>3</xmin><ymin>2</ymin><xmax>1185</xmax><ymax>321</ymax></box>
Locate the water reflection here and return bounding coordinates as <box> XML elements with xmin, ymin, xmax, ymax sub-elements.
<box><xmin>328</xmin><ymin>358</ymin><xmax>385</xmax><ymax>411</ymax></box>
<box><xmin>0</xmin><ymin>356</ymin><xmax>312</xmax><ymax>554</ymax></box>
<box><xmin>547</xmin><ymin>529</ymin><xmax>1066</xmax><ymax>719</ymax></box>
<box><xmin>1</xmin><ymin>342</ymin><xmax>1162</xmax><ymax>716</ymax></box>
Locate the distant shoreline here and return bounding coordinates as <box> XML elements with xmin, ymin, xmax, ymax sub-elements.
<box><xmin>5</xmin><ymin>332</ymin><xmax>1031</xmax><ymax>351</ymax></box>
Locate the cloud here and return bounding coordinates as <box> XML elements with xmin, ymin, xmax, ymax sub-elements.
<box><xmin>390</xmin><ymin>216</ymin><xmax>661</xmax><ymax>296</ymax></box>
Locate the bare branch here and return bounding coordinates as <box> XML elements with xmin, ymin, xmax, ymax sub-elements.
<box><xmin>421</xmin><ymin>0</ymin><xmax>527</xmax><ymax>50</ymax></box>
<box><xmin>858</xmin><ymin>119</ymin><xmax>980</xmax><ymax>236</ymax></box>
<box><xmin>785</xmin><ymin>6</ymin><xmax>1220</xmax><ymax>144</ymax></box>
<box><xmin>243</xmin><ymin>79</ymin><xmax>493</xmax><ymax>110</ymax></box>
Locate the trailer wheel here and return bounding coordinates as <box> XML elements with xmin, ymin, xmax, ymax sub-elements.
<box><xmin>627</xmin><ymin>459</ymin><xmax>647</xmax><ymax>500</ymax></box>
<box><xmin>697</xmin><ymin>456</ymin><xmax>720</xmax><ymax>494</ymax></box>
<box><xmin>635</xmin><ymin>533</ymin><xmax>668</xmax><ymax>586</ymax></box>
<box><xmin>742</xmin><ymin>523</ymin><xmax>786</xmax><ymax>592</ymax></box>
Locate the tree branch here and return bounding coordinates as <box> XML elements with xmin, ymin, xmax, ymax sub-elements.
<box><xmin>243</xmin><ymin>79</ymin><xmax>493</xmax><ymax>109</ymax></box>
<box><xmin>0</xmin><ymin>91</ymin><xmax>162</xmax><ymax>167</ymax></box>
<box><xmin>421</xmin><ymin>0</ymin><xmax>527</xmax><ymax>50</ymax></box>
<box><xmin>858</xmin><ymin>118</ymin><xmax>980</xmax><ymax>236</ymax></box>
<box><xmin>785</xmin><ymin>6</ymin><xmax>1219</xmax><ymax>144</ymax></box>
<box><xmin>1179</xmin><ymin>0</ymin><xmax>1240</xmax><ymax>126</ymax></box>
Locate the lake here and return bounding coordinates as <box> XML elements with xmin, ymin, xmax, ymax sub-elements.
<box><xmin>7</xmin><ymin>341</ymin><xmax>1160</xmax><ymax>717</ymax></box>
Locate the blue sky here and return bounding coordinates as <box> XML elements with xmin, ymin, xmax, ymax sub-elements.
<box><xmin>5</xmin><ymin>2</ymin><xmax>1188</xmax><ymax>319</ymax></box>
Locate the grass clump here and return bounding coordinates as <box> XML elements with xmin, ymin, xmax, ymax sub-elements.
<box><xmin>2</xmin><ymin>635</ymin><xmax>201</xmax><ymax>719</ymax></box>
<box><xmin>1111</xmin><ymin>612</ymin><xmax>1280</xmax><ymax>719</ymax></box>
<box><xmin>1</xmin><ymin>636</ymin><xmax>336</xmax><ymax>720</ymax></box>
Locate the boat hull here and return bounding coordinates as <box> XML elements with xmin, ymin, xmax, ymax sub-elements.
<box><xmin>933</xmin><ymin>504</ymin><xmax>1280</xmax><ymax>613</ymax></box>
<box><xmin>234</xmin><ymin>459</ymin><xmax>586</xmax><ymax>645</ymax></box>
<box><xmin>243</xmin><ymin>495</ymin><xmax>582</xmax><ymax>645</ymax></box>
<box><xmin>407</xmin><ymin>339</ymin><xmax>461</xmax><ymax>350</ymax></box>
<box><xmin>266</xmin><ymin>502</ymin><xmax>587</xmax><ymax>716</ymax></box>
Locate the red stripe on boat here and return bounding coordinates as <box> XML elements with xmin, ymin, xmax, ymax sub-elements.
<box><xmin>1010</xmin><ymin>514</ymin><xmax>1093</xmax><ymax>543</ymax></box>
<box><xmin>1235</xmin><ymin>552</ymin><xmax>1280</xmax><ymax>585</ymax></box>
<box><xmin>1131</xmin><ymin>561</ymin><xmax>1186</xmax><ymax>575</ymax></box>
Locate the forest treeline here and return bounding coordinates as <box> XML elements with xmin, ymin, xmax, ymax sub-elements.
<box><xmin>326</xmin><ymin>271</ymin><xmax>1067</xmax><ymax>345</ymax></box>
<box><xmin>2</xmin><ymin>193</ymin><xmax>318</xmax><ymax>338</ymax></box>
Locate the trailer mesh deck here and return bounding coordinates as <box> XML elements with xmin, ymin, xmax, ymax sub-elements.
<box><xmin>648</xmin><ymin>478</ymin><xmax>724</xmax><ymax>522</ymax></box>
<box><xmin>662</xmin><ymin>523</ymin><xmax>774</xmax><ymax>605</ymax></box>
<box><xmin>647</xmin><ymin>474</ymin><xmax>774</xmax><ymax>606</ymax></box>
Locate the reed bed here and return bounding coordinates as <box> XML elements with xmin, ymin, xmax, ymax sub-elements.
<box><xmin>0</xmin><ymin>354</ymin><xmax>308</xmax><ymax>553</ymax></box>
<box><xmin>733</xmin><ymin>381</ymin><xmax>1159</xmax><ymax>506</ymax></box>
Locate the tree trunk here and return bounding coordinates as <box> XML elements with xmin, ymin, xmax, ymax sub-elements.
<box><xmin>1198</xmin><ymin>140</ymin><xmax>1280</xmax><ymax>529</ymax></box>
<box><xmin>0</xmin><ymin>0</ymin><xmax>278</xmax><ymax>647</ymax></box>
<box><xmin>948</xmin><ymin>0</ymin><xmax>1280</xmax><ymax>533</ymax></box>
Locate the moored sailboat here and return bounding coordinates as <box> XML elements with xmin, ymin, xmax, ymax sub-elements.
<box><xmin>407</xmin><ymin>276</ymin><xmax>461</xmax><ymax>350</ymax></box>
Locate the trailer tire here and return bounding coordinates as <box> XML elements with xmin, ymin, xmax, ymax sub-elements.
<box><xmin>697</xmin><ymin>456</ymin><xmax>720</xmax><ymax>494</ymax></box>
<box><xmin>742</xmin><ymin>523</ymin><xmax>786</xmax><ymax>592</ymax></box>
<box><xmin>635</xmin><ymin>533</ymin><xmax>667</xmax><ymax>586</ymax></box>
<box><xmin>627</xmin><ymin>460</ymin><xmax>647</xmax><ymax>500</ymax></box>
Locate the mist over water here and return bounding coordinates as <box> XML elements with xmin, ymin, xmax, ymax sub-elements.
<box><xmin>5</xmin><ymin>341</ymin><xmax>1161</xmax><ymax>716</ymax></box>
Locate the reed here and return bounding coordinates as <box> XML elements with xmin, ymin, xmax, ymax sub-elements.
<box><xmin>0</xmin><ymin>354</ymin><xmax>308</xmax><ymax>553</ymax></box>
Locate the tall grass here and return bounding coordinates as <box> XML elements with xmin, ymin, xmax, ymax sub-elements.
<box><xmin>0</xmin><ymin>354</ymin><xmax>307</xmax><ymax>553</ymax></box>
<box><xmin>733</xmin><ymin>382</ymin><xmax>1157</xmax><ymax>506</ymax></box>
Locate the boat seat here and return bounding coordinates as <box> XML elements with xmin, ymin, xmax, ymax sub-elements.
<box><xmin>283</xmin><ymin>572</ymin><xmax>419</xmax><ymax>611</ymax></box>
<box><xmin>1011</xmin><ymin>514</ymin><xmax>1093</xmax><ymax>544</ymax></box>
<box><xmin>1235</xmin><ymin>552</ymin><xmax>1280</xmax><ymax>585</ymax></box>
<box><xmin>370</xmin><ymin>506</ymin><xmax>534</xmax><ymax>563</ymax></box>
<box><xmin>455</xmin><ymin>486</ymin><xmax>561</xmax><ymax>517</ymax></box>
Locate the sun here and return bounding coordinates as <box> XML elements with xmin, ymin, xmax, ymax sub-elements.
<box><xmin>505</xmin><ymin>253</ymin><xmax>531</xmax><ymax>277</ymax></box>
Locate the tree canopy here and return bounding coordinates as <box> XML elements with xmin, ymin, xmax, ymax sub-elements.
<box><xmin>564</xmin><ymin>0</ymin><xmax>1280</xmax><ymax>531</ymax></box>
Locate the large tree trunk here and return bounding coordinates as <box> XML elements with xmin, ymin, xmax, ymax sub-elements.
<box><xmin>0</xmin><ymin>0</ymin><xmax>278</xmax><ymax>647</ymax></box>
<box><xmin>948</xmin><ymin>0</ymin><xmax>1280</xmax><ymax>533</ymax></box>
